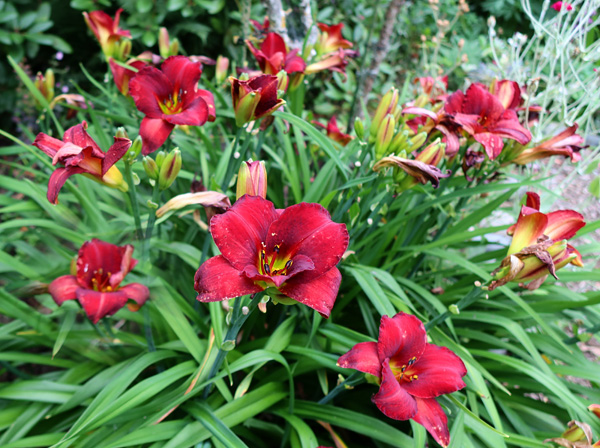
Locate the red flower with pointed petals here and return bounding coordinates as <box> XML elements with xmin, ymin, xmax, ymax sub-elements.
<box><xmin>83</xmin><ymin>9</ymin><xmax>131</xmax><ymax>57</ymax></box>
<box><xmin>32</xmin><ymin>122</ymin><xmax>130</xmax><ymax>204</ymax></box>
<box><xmin>194</xmin><ymin>195</ymin><xmax>349</xmax><ymax>317</ymax></box>
<box><xmin>48</xmin><ymin>239</ymin><xmax>149</xmax><ymax>323</ymax></box>
<box><xmin>490</xmin><ymin>192</ymin><xmax>586</xmax><ymax>290</ymax></box>
<box><xmin>338</xmin><ymin>313</ymin><xmax>467</xmax><ymax>447</ymax></box>
<box><xmin>247</xmin><ymin>33</ymin><xmax>306</xmax><ymax>75</ymax></box>
<box><xmin>129</xmin><ymin>56</ymin><xmax>216</xmax><ymax>155</ymax></box>
<box><xmin>313</xmin><ymin>116</ymin><xmax>353</xmax><ymax>146</ymax></box>
<box><xmin>315</xmin><ymin>23</ymin><xmax>353</xmax><ymax>55</ymax></box>
<box><xmin>444</xmin><ymin>83</ymin><xmax>532</xmax><ymax>160</ymax></box>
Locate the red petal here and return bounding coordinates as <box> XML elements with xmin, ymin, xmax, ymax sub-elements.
<box><xmin>210</xmin><ymin>195</ymin><xmax>278</xmax><ymax>271</ymax></box>
<box><xmin>443</xmin><ymin>90</ymin><xmax>465</xmax><ymax>115</ymax></box>
<box><xmin>493</xmin><ymin>80</ymin><xmax>521</xmax><ymax>110</ymax></box>
<box><xmin>33</xmin><ymin>132</ymin><xmax>63</xmax><ymax>158</ymax></box>
<box><xmin>76</xmin><ymin>239</ymin><xmax>129</xmax><ymax>289</ymax></box>
<box><xmin>48</xmin><ymin>275</ymin><xmax>80</xmax><ymax>305</ymax></box>
<box><xmin>102</xmin><ymin>137</ymin><xmax>131</xmax><ymax>175</ymax></box>
<box><xmin>108</xmin><ymin>244</ymin><xmax>136</xmax><ymax>288</ymax></box>
<box><xmin>412</xmin><ymin>397</ymin><xmax>451</xmax><ymax>447</ymax></box>
<box><xmin>372</xmin><ymin>362</ymin><xmax>418</xmax><ymax>420</ymax></box>
<box><xmin>139</xmin><ymin>117</ymin><xmax>174</xmax><ymax>155</ymax></box>
<box><xmin>265</xmin><ymin>202</ymin><xmax>349</xmax><ymax>277</ymax></box>
<box><xmin>129</xmin><ymin>66</ymin><xmax>172</xmax><ymax>117</ymax></box>
<box><xmin>194</xmin><ymin>255</ymin><xmax>263</xmax><ymax>301</ymax></box>
<box><xmin>118</xmin><ymin>283</ymin><xmax>150</xmax><ymax>307</ymax></box>
<box><xmin>278</xmin><ymin>267</ymin><xmax>341</xmax><ymax>318</ymax></box>
<box><xmin>63</xmin><ymin>122</ymin><xmax>104</xmax><ymax>158</ymax></box>
<box><xmin>508</xmin><ymin>209</ymin><xmax>548</xmax><ymax>255</ymax></box>
<box><xmin>525</xmin><ymin>192</ymin><xmax>541</xmax><ymax>210</ymax></box>
<box><xmin>261</xmin><ymin>33</ymin><xmax>287</xmax><ymax>57</ymax></box>
<box><xmin>47</xmin><ymin>166</ymin><xmax>87</xmax><ymax>204</ymax></box>
<box><xmin>377</xmin><ymin>313</ymin><xmax>427</xmax><ymax>366</ymax></box>
<box><xmin>284</xmin><ymin>52</ymin><xmax>306</xmax><ymax>74</ymax></box>
<box><xmin>76</xmin><ymin>288</ymin><xmax>129</xmax><ymax>324</ymax></box>
<box><xmin>544</xmin><ymin>210</ymin><xmax>585</xmax><ymax>241</ymax></box>
<box><xmin>473</xmin><ymin>132</ymin><xmax>504</xmax><ymax>160</ymax></box>
<box><xmin>163</xmin><ymin>95</ymin><xmax>209</xmax><ymax>126</ymax></box>
<box><xmin>401</xmin><ymin>343</ymin><xmax>467</xmax><ymax>398</ymax></box>
<box><xmin>338</xmin><ymin>341</ymin><xmax>381</xmax><ymax>377</ymax></box>
<box><xmin>161</xmin><ymin>56</ymin><xmax>202</xmax><ymax>96</ymax></box>
<box><xmin>198</xmin><ymin>89</ymin><xmax>216</xmax><ymax>121</ymax></box>
<box><xmin>463</xmin><ymin>84</ymin><xmax>504</xmax><ymax>122</ymax></box>
<box><xmin>402</xmin><ymin>107</ymin><xmax>439</xmax><ymax>122</ymax></box>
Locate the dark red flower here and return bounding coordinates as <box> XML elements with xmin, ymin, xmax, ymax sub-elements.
<box><xmin>48</xmin><ymin>239</ymin><xmax>149</xmax><ymax>323</ymax></box>
<box><xmin>83</xmin><ymin>8</ymin><xmax>131</xmax><ymax>57</ymax></box>
<box><xmin>313</xmin><ymin>116</ymin><xmax>353</xmax><ymax>146</ymax></box>
<box><xmin>247</xmin><ymin>32</ymin><xmax>306</xmax><ymax>75</ymax></box>
<box><xmin>129</xmin><ymin>56</ymin><xmax>216</xmax><ymax>155</ymax></box>
<box><xmin>194</xmin><ymin>195</ymin><xmax>349</xmax><ymax>317</ymax></box>
<box><xmin>32</xmin><ymin>122</ymin><xmax>130</xmax><ymax>204</ymax></box>
<box><xmin>338</xmin><ymin>313</ymin><xmax>467</xmax><ymax>447</ymax></box>
<box><xmin>444</xmin><ymin>83</ymin><xmax>532</xmax><ymax>160</ymax></box>
<box><xmin>229</xmin><ymin>74</ymin><xmax>285</xmax><ymax>126</ymax></box>
<box><xmin>402</xmin><ymin>106</ymin><xmax>462</xmax><ymax>157</ymax></box>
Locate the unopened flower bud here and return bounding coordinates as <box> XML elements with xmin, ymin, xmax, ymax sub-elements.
<box><xmin>215</xmin><ymin>55</ymin><xmax>229</xmax><ymax>84</ymax></box>
<box><xmin>115</xmin><ymin>127</ymin><xmax>128</xmax><ymax>139</ymax></box>
<box><xmin>143</xmin><ymin>156</ymin><xmax>159</xmax><ymax>180</ymax></box>
<box><xmin>159</xmin><ymin>28</ymin><xmax>171</xmax><ymax>59</ymax></box>
<box><xmin>234</xmin><ymin>91</ymin><xmax>260</xmax><ymax>127</ymax></box>
<box><xmin>370</xmin><ymin>87</ymin><xmax>399</xmax><ymax>142</ymax></box>
<box><xmin>127</xmin><ymin>135</ymin><xmax>142</xmax><ymax>161</ymax></box>
<box><xmin>375</xmin><ymin>114</ymin><xmax>396</xmax><ymax>159</ymax></box>
<box><xmin>158</xmin><ymin>148</ymin><xmax>182</xmax><ymax>190</ymax></box>
<box><xmin>354</xmin><ymin>117</ymin><xmax>364</xmax><ymax>140</ymax></box>
<box><xmin>155</xmin><ymin>151</ymin><xmax>166</xmax><ymax>168</ymax></box>
<box><xmin>416</xmin><ymin>138</ymin><xmax>445</xmax><ymax>165</ymax></box>
<box><xmin>239</xmin><ymin>72</ymin><xmax>250</xmax><ymax>82</ymax></box>
<box><xmin>118</xmin><ymin>39</ymin><xmax>132</xmax><ymax>60</ymax></box>
<box><xmin>389</xmin><ymin>129</ymin><xmax>409</xmax><ymax>153</ymax></box>
<box><xmin>169</xmin><ymin>38</ymin><xmax>179</xmax><ymax>57</ymax></box>
<box><xmin>34</xmin><ymin>69</ymin><xmax>55</xmax><ymax>104</ymax></box>
<box><xmin>275</xmin><ymin>70</ymin><xmax>289</xmax><ymax>93</ymax></box>
<box><xmin>487</xmin><ymin>16</ymin><xmax>496</xmax><ymax>28</ymax></box>
<box><xmin>236</xmin><ymin>160</ymin><xmax>267</xmax><ymax>199</ymax></box>
<box><xmin>409</xmin><ymin>131</ymin><xmax>428</xmax><ymax>152</ymax></box>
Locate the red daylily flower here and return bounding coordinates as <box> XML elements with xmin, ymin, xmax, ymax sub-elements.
<box><xmin>444</xmin><ymin>83</ymin><xmax>532</xmax><ymax>160</ymax></box>
<box><xmin>490</xmin><ymin>192</ymin><xmax>585</xmax><ymax>290</ymax></box>
<box><xmin>402</xmin><ymin>106</ymin><xmax>462</xmax><ymax>157</ymax></box>
<box><xmin>414</xmin><ymin>75</ymin><xmax>448</xmax><ymax>99</ymax></box>
<box><xmin>552</xmin><ymin>1</ymin><xmax>573</xmax><ymax>11</ymax></box>
<box><xmin>489</xmin><ymin>79</ymin><xmax>522</xmax><ymax>111</ymax></box>
<box><xmin>48</xmin><ymin>239</ymin><xmax>149</xmax><ymax>323</ymax></box>
<box><xmin>313</xmin><ymin>116</ymin><xmax>353</xmax><ymax>146</ymax></box>
<box><xmin>109</xmin><ymin>54</ymin><xmax>150</xmax><ymax>96</ymax></box>
<box><xmin>305</xmin><ymin>48</ymin><xmax>357</xmax><ymax>79</ymax></box>
<box><xmin>512</xmin><ymin>124</ymin><xmax>585</xmax><ymax>165</ymax></box>
<box><xmin>229</xmin><ymin>74</ymin><xmax>285</xmax><ymax>126</ymax></box>
<box><xmin>315</xmin><ymin>23</ymin><xmax>353</xmax><ymax>55</ymax></box>
<box><xmin>32</xmin><ymin>122</ymin><xmax>130</xmax><ymax>204</ymax></box>
<box><xmin>83</xmin><ymin>8</ymin><xmax>131</xmax><ymax>57</ymax></box>
<box><xmin>129</xmin><ymin>56</ymin><xmax>216</xmax><ymax>155</ymax></box>
<box><xmin>194</xmin><ymin>195</ymin><xmax>349</xmax><ymax>317</ymax></box>
<box><xmin>338</xmin><ymin>313</ymin><xmax>467</xmax><ymax>447</ymax></box>
<box><xmin>247</xmin><ymin>32</ymin><xmax>306</xmax><ymax>75</ymax></box>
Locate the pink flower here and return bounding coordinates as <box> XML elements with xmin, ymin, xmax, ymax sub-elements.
<box><xmin>552</xmin><ymin>2</ymin><xmax>573</xmax><ymax>11</ymax></box>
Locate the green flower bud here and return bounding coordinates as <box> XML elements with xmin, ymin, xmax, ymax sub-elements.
<box><xmin>369</xmin><ymin>87</ymin><xmax>399</xmax><ymax>142</ymax></box>
<box><xmin>155</xmin><ymin>151</ymin><xmax>166</xmax><ymax>168</ymax></box>
<box><xmin>143</xmin><ymin>156</ymin><xmax>159</xmax><ymax>180</ymax></box>
<box><xmin>375</xmin><ymin>114</ymin><xmax>396</xmax><ymax>159</ymax></box>
<box><xmin>158</xmin><ymin>148</ymin><xmax>182</xmax><ymax>190</ymax></box>
<box><xmin>236</xmin><ymin>160</ymin><xmax>267</xmax><ymax>199</ymax></box>
<box><xmin>354</xmin><ymin>117</ymin><xmax>364</xmax><ymax>140</ymax></box>
<box><xmin>408</xmin><ymin>131</ymin><xmax>428</xmax><ymax>152</ymax></box>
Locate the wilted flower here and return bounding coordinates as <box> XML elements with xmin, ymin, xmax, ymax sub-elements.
<box><xmin>32</xmin><ymin>122</ymin><xmax>130</xmax><ymax>204</ymax></box>
<box><xmin>545</xmin><ymin>404</ymin><xmax>600</xmax><ymax>447</ymax></box>
<box><xmin>489</xmin><ymin>192</ymin><xmax>585</xmax><ymax>291</ymax></box>
<box><xmin>247</xmin><ymin>32</ymin><xmax>306</xmax><ymax>75</ymax></box>
<box><xmin>374</xmin><ymin>146</ymin><xmax>451</xmax><ymax>189</ymax></box>
<box><xmin>129</xmin><ymin>56</ymin><xmax>216</xmax><ymax>155</ymax></box>
<box><xmin>229</xmin><ymin>74</ymin><xmax>285</xmax><ymax>126</ymax></box>
<box><xmin>444</xmin><ymin>83</ymin><xmax>532</xmax><ymax>160</ymax></box>
<box><xmin>338</xmin><ymin>313</ymin><xmax>467</xmax><ymax>447</ymax></box>
<box><xmin>511</xmin><ymin>124</ymin><xmax>585</xmax><ymax>165</ymax></box>
<box><xmin>83</xmin><ymin>8</ymin><xmax>131</xmax><ymax>59</ymax></box>
<box><xmin>48</xmin><ymin>239</ymin><xmax>149</xmax><ymax>323</ymax></box>
<box><xmin>313</xmin><ymin>116</ymin><xmax>353</xmax><ymax>146</ymax></box>
<box><xmin>194</xmin><ymin>195</ymin><xmax>349</xmax><ymax>317</ymax></box>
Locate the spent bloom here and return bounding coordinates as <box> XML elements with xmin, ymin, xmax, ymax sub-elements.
<box><xmin>338</xmin><ymin>313</ymin><xmax>467</xmax><ymax>447</ymax></box>
<box><xmin>489</xmin><ymin>192</ymin><xmax>585</xmax><ymax>291</ymax></box>
<box><xmin>194</xmin><ymin>195</ymin><xmax>349</xmax><ymax>317</ymax></box>
<box><xmin>129</xmin><ymin>56</ymin><xmax>216</xmax><ymax>155</ymax></box>
<box><xmin>83</xmin><ymin>8</ymin><xmax>131</xmax><ymax>58</ymax></box>
<box><xmin>32</xmin><ymin>122</ymin><xmax>130</xmax><ymax>204</ymax></box>
<box><xmin>48</xmin><ymin>239</ymin><xmax>149</xmax><ymax>323</ymax></box>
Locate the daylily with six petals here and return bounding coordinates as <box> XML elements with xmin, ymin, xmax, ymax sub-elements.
<box><xmin>48</xmin><ymin>239</ymin><xmax>149</xmax><ymax>324</ymax></box>
<box><xmin>338</xmin><ymin>313</ymin><xmax>467</xmax><ymax>447</ymax></box>
<box><xmin>444</xmin><ymin>83</ymin><xmax>532</xmax><ymax>160</ymax></box>
<box><xmin>490</xmin><ymin>192</ymin><xmax>585</xmax><ymax>290</ymax></box>
<box><xmin>33</xmin><ymin>122</ymin><xmax>130</xmax><ymax>204</ymax></box>
<box><xmin>194</xmin><ymin>195</ymin><xmax>349</xmax><ymax>317</ymax></box>
<box><xmin>129</xmin><ymin>56</ymin><xmax>216</xmax><ymax>155</ymax></box>
<box><xmin>247</xmin><ymin>32</ymin><xmax>306</xmax><ymax>75</ymax></box>
<box><xmin>83</xmin><ymin>8</ymin><xmax>131</xmax><ymax>58</ymax></box>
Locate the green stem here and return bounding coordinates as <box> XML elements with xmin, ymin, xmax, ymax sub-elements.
<box><xmin>318</xmin><ymin>371</ymin><xmax>365</xmax><ymax>405</ymax></box>
<box><xmin>123</xmin><ymin>161</ymin><xmax>143</xmax><ymax>241</ymax></box>
<box><xmin>425</xmin><ymin>285</ymin><xmax>484</xmax><ymax>331</ymax></box>
<box><xmin>221</xmin><ymin>127</ymin><xmax>243</xmax><ymax>191</ymax></box>
<box><xmin>143</xmin><ymin>182</ymin><xmax>162</xmax><ymax>261</ymax></box>
<box><xmin>202</xmin><ymin>292</ymin><xmax>264</xmax><ymax>398</ymax></box>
